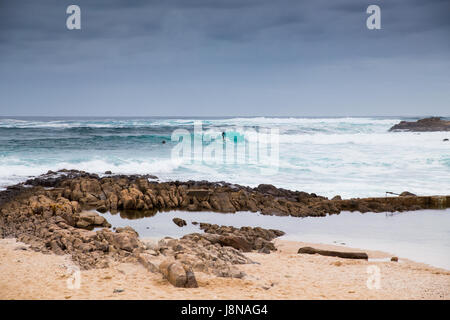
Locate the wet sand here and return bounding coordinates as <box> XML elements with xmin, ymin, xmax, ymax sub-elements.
<box><xmin>0</xmin><ymin>238</ymin><xmax>448</xmax><ymax>300</ymax></box>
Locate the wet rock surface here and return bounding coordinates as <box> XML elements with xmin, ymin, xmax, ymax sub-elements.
<box><xmin>5</xmin><ymin>170</ymin><xmax>446</xmax><ymax>218</ymax></box>
<box><xmin>389</xmin><ymin>117</ymin><xmax>450</xmax><ymax>132</ymax></box>
<box><xmin>172</xmin><ymin>217</ymin><xmax>187</xmax><ymax>227</ymax></box>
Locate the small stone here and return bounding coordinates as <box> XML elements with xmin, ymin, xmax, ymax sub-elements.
<box><xmin>172</xmin><ymin>218</ymin><xmax>187</xmax><ymax>227</ymax></box>
<box><xmin>113</xmin><ymin>288</ymin><xmax>124</xmax><ymax>293</ymax></box>
<box><xmin>391</xmin><ymin>256</ymin><xmax>399</xmax><ymax>262</ymax></box>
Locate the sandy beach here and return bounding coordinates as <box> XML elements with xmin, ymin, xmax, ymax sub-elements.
<box><xmin>1</xmin><ymin>237</ymin><xmax>448</xmax><ymax>300</ymax></box>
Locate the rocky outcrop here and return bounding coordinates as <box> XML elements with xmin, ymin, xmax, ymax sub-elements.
<box><xmin>12</xmin><ymin>170</ymin><xmax>333</xmax><ymax>217</ymax></box>
<box><xmin>298</xmin><ymin>247</ymin><xmax>368</xmax><ymax>260</ymax></box>
<box><xmin>149</xmin><ymin>235</ymin><xmax>251</xmax><ymax>278</ymax></box>
<box><xmin>0</xmin><ymin>175</ymin><xmax>288</xmax><ymax>284</ymax></box>
<box><xmin>136</xmin><ymin>224</ymin><xmax>286</xmax><ymax>280</ymax></box>
<box><xmin>198</xmin><ymin>223</ymin><xmax>285</xmax><ymax>253</ymax></box>
<box><xmin>389</xmin><ymin>117</ymin><xmax>450</xmax><ymax>132</ymax></box>
<box><xmin>9</xmin><ymin>170</ymin><xmax>448</xmax><ymax>220</ymax></box>
<box><xmin>76</xmin><ymin>211</ymin><xmax>111</xmax><ymax>229</ymax></box>
<box><xmin>1</xmin><ymin>170</ymin><xmax>449</xmax><ymax>281</ymax></box>
<box><xmin>0</xmin><ymin>189</ymin><xmax>145</xmax><ymax>269</ymax></box>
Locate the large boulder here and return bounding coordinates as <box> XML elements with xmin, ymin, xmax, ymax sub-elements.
<box><xmin>159</xmin><ymin>259</ymin><xmax>198</xmax><ymax>288</ymax></box>
<box><xmin>75</xmin><ymin>211</ymin><xmax>110</xmax><ymax>229</ymax></box>
<box><xmin>218</xmin><ymin>235</ymin><xmax>253</xmax><ymax>252</ymax></box>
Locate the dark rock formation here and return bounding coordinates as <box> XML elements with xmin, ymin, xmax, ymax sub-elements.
<box><xmin>298</xmin><ymin>246</ymin><xmax>368</xmax><ymax>260</ymax></box>
<box><xmin>198</xmin><ymin>223</ymin><xmax>285</xmax><ymax>252</ymax></box>
<box><xmin>172</xmin><ymin>217</ymin><xmax>187</xmax><ymax>227</ymax></box>
<box><xmin>400</xmin><ymin>191</ymin><xmax>416</xmax><ymax>197</ymax></box>
<box><xmin>389</xmin><ymin>117</ymin><xmax>450</xmax><ymax>132</ymax></box>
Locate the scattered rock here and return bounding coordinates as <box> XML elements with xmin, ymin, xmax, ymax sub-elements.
<box><xmin>113</xmin><ymin>288</ymin><xmax>124</xmax><ymax>293</ymax></box>
<box><xmin>172</xmin><ymin>217</ymin><xmax>187</xmax><ymax>227</ymax></box>
<box><xmin>391</xmin><ymin>256</ymin><xmax>399</xmax><ymax>262</ymax></box>
<box><xmin>298</xmin><ymin>247</ymin><xmax>368</xmax><ymax>260</ymax></box>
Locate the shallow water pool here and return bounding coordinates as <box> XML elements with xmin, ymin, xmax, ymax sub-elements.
<box><xmin>99</xmin><ymin>209</ymin><xmax>450</xmax><ymax>270</ymax></box>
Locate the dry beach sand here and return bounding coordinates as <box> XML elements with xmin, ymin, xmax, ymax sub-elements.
<box><xmin>0</xmin><ymin>238</ymin><xmax>448</xmax><ymax>300</ymax></box>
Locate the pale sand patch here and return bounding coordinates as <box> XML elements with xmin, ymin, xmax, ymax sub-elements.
<box><xmin>0</xmin><ymin>238</ymin><xmax>448</xmax><ymax>300</ymax></box>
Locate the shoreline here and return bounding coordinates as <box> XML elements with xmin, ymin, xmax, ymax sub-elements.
<box><xmin>0</xmin><ymin>237</ymin><xmax>448</xmax><ymax>300</ymax></box>
<box><xmin>1</xmin><ymin>170</ymin><xmax>449</xmax><ymax>300</ymax></box>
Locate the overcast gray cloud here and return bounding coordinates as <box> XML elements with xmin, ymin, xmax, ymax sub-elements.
<box><xmin>0</xmin><ymin>0</ymin><xmax>449</xmax><ymax>116</ymax></box>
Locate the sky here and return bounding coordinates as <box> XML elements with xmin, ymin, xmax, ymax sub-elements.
<box><xmin>0</xmin><ymin>0</ymin><xmax>449</xmax><ymax>117</ymax></box>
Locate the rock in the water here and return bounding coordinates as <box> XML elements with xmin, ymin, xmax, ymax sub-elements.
<box><xmin>172</xmin><ymin>217</ymin><xmax>187</xmax><ymax>227</ymax></box>
<box><xmin>400</xmin><ymin>191</ymin><xmax>416</xmax><ymax>197</ymax></box>
<box><xmin>389</xmin><ymin>117</ymin><xmax>450</xmax><ymax>132</ymax></box>
<box><xmin>298</xmin><ymin>246</ymin><xmax>368</xmax><ymax>260</ymax></box>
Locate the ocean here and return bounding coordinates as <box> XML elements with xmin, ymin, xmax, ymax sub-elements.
<box><xmin>1</xmin><ymin>116</ymin><xmax>449</xmax><ymax>198</ymax></box>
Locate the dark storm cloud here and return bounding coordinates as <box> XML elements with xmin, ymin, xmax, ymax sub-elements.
<box><xmin>1</xmin><ymin>0</ymin><xmax>448</xmax><ymax>53</ymax></box>
<box><xmin>0</xmin><ymin>0</ymin><xmax>449</xmax><ymax>116</ymax></box>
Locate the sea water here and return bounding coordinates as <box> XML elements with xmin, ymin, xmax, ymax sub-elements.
<box><xmin>0</xmin><ymin>116</ymin><xmax>449</xmax><ymax>199</ymax></box>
